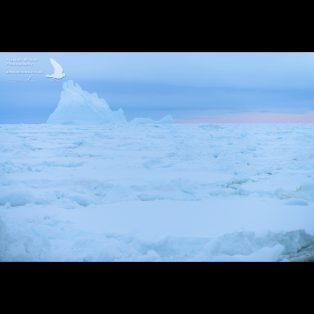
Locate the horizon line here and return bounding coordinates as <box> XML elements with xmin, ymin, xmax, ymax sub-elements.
<box><xmin>177</xmin><ymin>111</ymin><xmax>314</xmax><ymax>123</ymax></box>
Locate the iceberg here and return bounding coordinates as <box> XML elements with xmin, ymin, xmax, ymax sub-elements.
<box><xmin>47</xmin><ymin>80</ymin><xmax>174</xmax><ymax>125</ymax></box>
<box><xmin>47</xmin><ymin>80</ymin><xmax>127</xmax><ymax>124</ymax></box>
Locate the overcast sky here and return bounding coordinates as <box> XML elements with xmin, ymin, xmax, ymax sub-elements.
<box><xmin>1</xmin><ymin>52</ymin><xmax>314</xmax><ymax>123</ymax></box>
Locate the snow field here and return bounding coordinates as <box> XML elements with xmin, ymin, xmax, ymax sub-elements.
<box><xmin>0</xmin><ymin>123</ymin><xmax>314</xmax><ymax>261</ymax></box>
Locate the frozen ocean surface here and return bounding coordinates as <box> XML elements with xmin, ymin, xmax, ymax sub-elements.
<box><xmin>0</xmin><ymin>123</ymin><xmax>314</xmax><ymax>261</ymax></box>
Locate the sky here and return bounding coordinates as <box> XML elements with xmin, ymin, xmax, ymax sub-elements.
<box><xmin>1</xmin><ymin>52</ymin><xmax>314</xmax><ymax>123</ymax></box>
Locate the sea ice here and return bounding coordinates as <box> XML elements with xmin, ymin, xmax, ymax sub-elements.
<box><xmin>0</xmin><ymin>122</ymin><xmax>314</xmax><ymax>261</ymax></box>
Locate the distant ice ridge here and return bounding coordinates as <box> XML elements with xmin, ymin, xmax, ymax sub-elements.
<box><xmin>47</xmin><ymin>80</ymin><xmax>174</xmax><ymax>125</ymax></box>
<box><xmin>47</xmin><ymin>80</ymin><xmax>127</xmax><ymax>124</ymax></box>
<box><xmin>131</xmin><ymin>115</ymin><xmax>174</xmax><ymax>125</ymax></box>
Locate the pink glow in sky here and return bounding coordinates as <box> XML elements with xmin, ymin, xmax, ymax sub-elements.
<box><xmin>178</xmin><ymin>112</ymin><xmax>314</xmax><ymax>123</ymax></box>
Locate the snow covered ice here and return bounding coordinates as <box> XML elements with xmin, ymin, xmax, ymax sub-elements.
<box><xmin>1</xmin><ymin>81</ymin><xmax>314</xmax><ymax>261</ymax></box>
<box><xmin>1</xmin><ymin>122</ymin><xmax>314</xmax><ymax>261</ymax></box>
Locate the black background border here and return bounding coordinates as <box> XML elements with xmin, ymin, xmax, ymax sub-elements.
<box><xmin>1</xmin><ymin>6</ymin><xmax>314</xmax><ymax>299</ymax></box>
